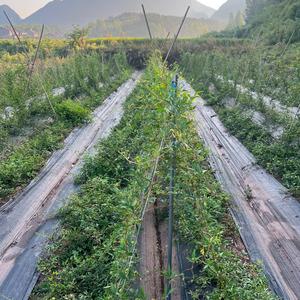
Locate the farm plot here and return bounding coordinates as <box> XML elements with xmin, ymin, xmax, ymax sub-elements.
<box><xmin>180</xmin><ymin>47</ymin><xmax>300</xmax><ymax>198</ymax></box>
<box><xmin>182</xmin><ymin>80</ymin><xmax>300</xmax><ymax>300</ymax></box>
<box><xmin>33</xmin><ymin>56</ymin><xmax>274</xmax><ymax>300</ymax></box>
<box><xmin>0</xmin><ymin>71</ymin><xmax>142</xmax><ymax>300</ymax></box>
<box><xmin>0</xmin><ymin>51</ymin><xmax>132</xmax><ymax>204</ymax></box>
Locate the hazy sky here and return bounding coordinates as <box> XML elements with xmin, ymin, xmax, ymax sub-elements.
<box><xmin>199</xmin><ymin>0</ymin><xmax>227</xmax><ymax>9</ymax></box>
<box><xmin>0</xmin><ymin>0</ymin><xmax>50</xmax><ymax>17</ymax></box>
<box><xmin>0</xmin><ymin>0</ymin><xmax>228</xmax><ymax>18</ymax></box>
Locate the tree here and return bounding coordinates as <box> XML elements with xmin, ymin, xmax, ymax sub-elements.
<box><xmin>227</xmin><ymin>12</ymin><xmax>235</xmax><ymax>30</ymax></box>
<box><xmin>68</xmin><ymin>26</ymin><xmax>89</xmax><ymax>50</ymax></box>
<box><xmin>226</xmin><ymin>11</ymin><xmax>245</xmax><ymax>30</ymax></box>
<box><xmin>235</xmin><ymin>10</ymin><xmax>245</xmax><ymax>28</ymax></box>
<box><xmin>245</xmin><ymin>0</ymin><xmax>265</xmax><ymax>22</ymax></box>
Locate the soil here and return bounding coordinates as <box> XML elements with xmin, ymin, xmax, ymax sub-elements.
<box><xmin>139</xmin><ymin>200</ymin><xmax>181</xmax><ymax>300</ymax></box>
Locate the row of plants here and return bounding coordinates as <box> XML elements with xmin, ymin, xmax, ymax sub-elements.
<box><xmin>33</xmin><ymin>55</ymin><xmax>275</xmax><ymax>299</ymax></box>
<box><xmin>0</xmin><ymin>51</ymin><xmax>129</xmax><ymax>113</ymax></box>
<box><xmin>180</xmin><ymin>39</ymin><xmax>300</xmax><ymax>108</ymax></box>
<box><xmin>0</xmin><ymin>51</ymin><xmax>132</xmax><ymax>203</ymax></box>
<box><xmin>0</xmin><ymin>38</ymin><xmax>152</xmax><ymax>69</ymax></box>
<box><xmin>180</xmin><ymin>50</ymin><xmax>300</xmax><ymax>197</ymax></box>
<box><xmin>0</xmin><ymin>37</ymin><xmax>254</xmax><ymax>73</ymax></box>
<box><xmin>0</xmin><ymin>32</ymin><xmax>249</xmax><ymax>64</ymax></box>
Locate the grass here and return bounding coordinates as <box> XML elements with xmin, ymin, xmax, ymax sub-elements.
<box><xmin>0</xmin><ymin>121</ymin><xmax>68</xmax><ymax>203</ymax></box>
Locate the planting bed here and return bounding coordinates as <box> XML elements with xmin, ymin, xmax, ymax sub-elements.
<box><xmin>183</xmin><ymin>80</ymin><xmax>300</xmax><ymax>300</ymax></box>
<box><xmin>0</xmin><ymin>72</ymin><xmax>141</xmax><ymax>300</ymax></box>
<box><xmin>180</xmin><ymin>47</ymin><xmax>300</xmax><ymax>198</ymax></box>
<box><xmin>32</xmin><ymin>56</ymin><xmax>274</xmax><ymax>299</ymax></box>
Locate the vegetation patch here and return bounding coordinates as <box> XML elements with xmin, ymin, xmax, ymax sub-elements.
<box><xmin>180</xmin><ymin>48</ymin><xmax>300</xmax><ymax>198</ymax></box>
<box><xmin>55</xmin><ymin>100</ymin><xmax>90</xmax><ymax>126</ymax></box>
<box><xmin>33</xmin><ymin>55</ymin><xmax>275</xmax><ymax>299</ymax></box>
<box><xmin>0</xmin><ymin>51</ymin><xmax>132</xmax><ymax>203</ymax></box>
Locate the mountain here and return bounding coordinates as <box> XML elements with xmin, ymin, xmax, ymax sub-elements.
<box><xmin>212</xmin><ymin>0</ymin><xmax>246</xmax><ymax>21</ymax></box>
<box><xmin>0</xmin><ymin>5</ymin><xmax>21</xmax><ymax>24</ymax></box>
<box><xmin>24</xmin><ymin>0</ymin><xmax>215</xmax><ymax>27</ymax></box>
<box><xmin>89</xmin><ymin>12</ymin><xmax>223</xmax><ymax>38</ymax></box>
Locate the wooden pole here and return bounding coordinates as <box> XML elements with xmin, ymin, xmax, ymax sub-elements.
<box><xmin>29</xmin><ymin>24</ymin><xmax>45</xmax><ymax>75</ymax></box>
<box><xmin>142</xmin><ymin>4</ymin><xmax>153</xmax><ymax>40</ymax></box>
<box><xmin>164</xmin><ymin>6</ymin><xmax>190</xmax><ymax>64</ymax></box>
<box><xmin>3</xmin><ymin>10</ymin><xmax>31</xmax><ymax>62</ymax></box>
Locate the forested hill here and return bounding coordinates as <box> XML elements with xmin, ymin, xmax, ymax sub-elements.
<box><xmin>212</xmin><ymin>0</ymin><xmax>246</xmax><ymax>21</ymax></box>
<box><xmin>241</xmin><ymin>0</ymin><xmax>300</xmax><ymax>44</ymax></box>
<box><xmin>88</xmin><ymin>13</ymin><xmax>224</xmax><ymax>38</ymax></box>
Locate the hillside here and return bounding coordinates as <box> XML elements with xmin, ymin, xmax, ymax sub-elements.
<box><xmin>211</xmin><ymin>0</ymin><xmax>246</xmax><ymax>21</ymax></box>
<box><xmin>241</xmin><ymin>0</ymin><xmax>300</xmax><ymax>44</ymax></box>
<box><xmin>89</xmin><ymin>13</ymin><xmax>223</xmax><ymax>38</ymax></box>
<box><xmin>24</xmin><ymin>0</ymin><xmax>215</xmax><ymax>27</ymax></box>
<box><xmin>0</xmin><ymin>5</ymin><xmax>21</xmax><ymax>24</ymax></box>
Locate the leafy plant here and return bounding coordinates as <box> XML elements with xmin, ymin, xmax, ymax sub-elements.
<box><xmin>68</xmin><ymin>25</ymin><xmax>89</xmax><ymax>51</ymax></box>
<box><xmin>55</xmin><ymin>99</ymin><xmax>90</xmax><ymax>125</ymax></box>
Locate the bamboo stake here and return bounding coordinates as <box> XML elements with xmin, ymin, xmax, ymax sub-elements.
<box><xmin>164</xmin><ymin>6</ymin><xmax>190</xmax><ymax>64</ymax></box>
<box><xmin>142</xmin><ymin>4</ymin><xmax>153</xmax><ymax>40</ymax></box>
<box><xmin>3</xmin><ymin>14</ymin><xmax>56</xmax><ymax>115</ymax></box>
<box><xmin>29</xmin><ymin>24</ymin><xmax>45</xmax><ymax>75</ymax></box>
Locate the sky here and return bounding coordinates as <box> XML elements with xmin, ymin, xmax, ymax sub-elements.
<box><xmin>0</xmin><ymin>0</ymin><xmax>228</xmax><ymax>18</ymax></box>
<box><xmin>198</xmin><ymin>0</ymin><xmax>227</xmax><ymax>9</ymax></box>
<box><xmin>0</xmin><ymin>0</ymin><xmax>50</xmax><ymax>17</ymax></box>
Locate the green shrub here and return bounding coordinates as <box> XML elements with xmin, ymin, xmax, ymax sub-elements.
<box><xmin>0</xmin><ymin>123</ymin><xmax>67</xmax><ymax>201</ymax></box>
<box><xmin>55</xmin><ymin>100</ymin><xmax>91</xmax><ymax>125</ymax></box>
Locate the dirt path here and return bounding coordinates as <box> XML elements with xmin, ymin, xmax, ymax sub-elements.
<box><xmin>182</xmin><ymin>81</ymin><xmax>300</xmax><ymax>300</ymax></box>
<box><xmin>0</xmin><ymin>71</ymin><xmax>142</xmax><ymax>300</ymax></box>
<box><xmin>139</xmin><ymin>201</ymin><xmax>181</xmax><ymax>300</ymax></box>
<box><xmin>139</xmin><ymin>203</ymin><xmax>164</xmax><ymax>299</ymax></box>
